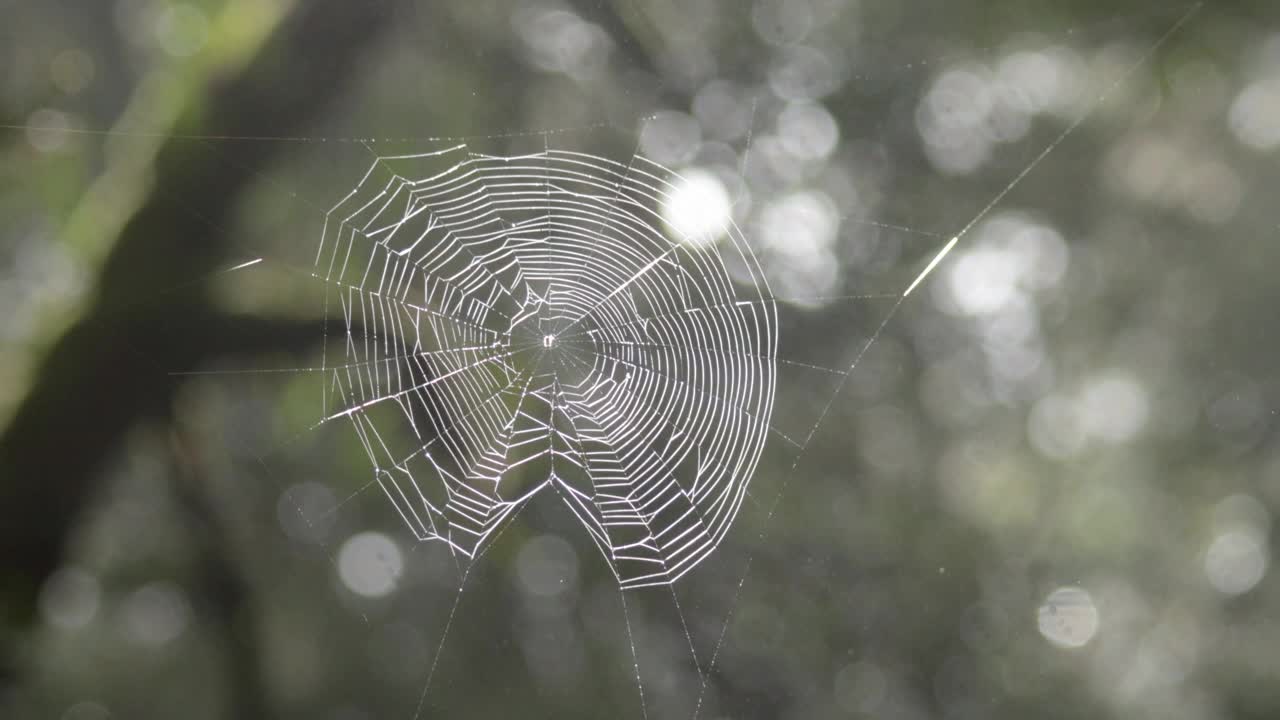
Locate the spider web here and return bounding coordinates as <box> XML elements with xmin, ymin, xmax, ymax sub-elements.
<box><xmin>191</xmin><ymin>4</ymin><xmax>1200</xmax><ymax>714</ymax></box>
<box><xmin>314</xmin><ymin>145</ymin><xmax>777</xmax><ymax>590</ymax></box>
<box><xmin>3</xmin><ymin>2</ymin><xmax>1208</xmax><ymax>718</ymax></box>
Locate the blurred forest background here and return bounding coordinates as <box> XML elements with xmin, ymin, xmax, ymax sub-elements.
<box><xmin>2</xmin><ymin>0</ymin><xmax>1279</xmax><ymax>718</ymax></box>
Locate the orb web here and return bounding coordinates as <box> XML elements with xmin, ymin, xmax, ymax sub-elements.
<box><xmin>314</xmin><ymin>146</ymin><xmax>777</xmax><ymax>589</ymax></box>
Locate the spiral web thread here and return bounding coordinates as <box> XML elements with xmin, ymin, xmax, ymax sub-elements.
<box><xmin>313</xmin><ymin>145</ymin><xmax>777</xmax><ymax>589</ymax></box>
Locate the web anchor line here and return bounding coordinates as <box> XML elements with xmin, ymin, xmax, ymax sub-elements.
<box><xmin>689</xmin><ymin>4</ymin><xmax>1204</xmax><ymax>719</ymax></box>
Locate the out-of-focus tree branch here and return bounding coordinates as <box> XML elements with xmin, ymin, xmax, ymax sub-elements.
<box><xmin>0</xmin><ymin>0</ymin><xmax>404</xmax><ymax>674</ymax></box>
<box><xmin>169</xmin><ymin>426</ymin><xmax>268</xmax><ymax>720</ymax></box>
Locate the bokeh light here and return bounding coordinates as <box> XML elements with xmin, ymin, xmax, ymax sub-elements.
<box><xmin>1038</xmin><ymin>586</ymin><xmax>1100</xmax><ymax>649</ymax></box>
<box><xmin>661</xmin><ymin>168</ymin><xmax>733</xmax><ymax>247</ymax></box>
<box><xmin>515</xmin><ymin>534</ymin><xmax>580</xmax><ymax>599</ymax></box>
<box><xmin>38</xmin><ymin>566</ymin><xmax>101</xmax><ymax>631</ymax></box>
<box><xmin>120</xmin><ymin>581</ymin><xmax>191</xmax><ymax>647</ymax></box>
<box><xmin>337</xmin><ymin>532</ymin><xmax>404</xmax><ymax>598</ymax></box>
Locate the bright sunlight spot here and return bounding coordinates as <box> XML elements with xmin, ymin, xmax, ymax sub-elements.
<box><xmin>661</xmin><ymin>168</ymin><xmax>732</xmax><ymax>248</ymax></box>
